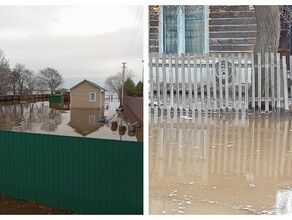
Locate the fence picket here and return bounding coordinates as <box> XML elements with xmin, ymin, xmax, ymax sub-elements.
<box><xmin>244</xmin><ymin>54</ymin><xmax>248</xmax><ymax>112</ymax></box>
<box><xmin>149</xmin><ymin>53</ymin><xmax>154</xmax><ymax>108</ymax></box>
<box><xmin>218</xmin><ymin>54</ymin><xmax>223</xmax><ymax>110</ymax></box>
<box><xmin>169</xmin><ymin>54</ymin><xmax>174</xmax><ymax>108</ymax></box>
<box><xmin>206</xmin><ymin>54</ymin><xmax>211</xmax><ymax>110</ymax></box>
<box><xmin>212</xmin><ymin>54</ymin><xmax>217</xmax><ymax>110</ymax></box>
<box><xmin>231</xmin><ymin>54</ymin><xmax>236</xmax><ymax>110</ymax></box>
<box><xmin>225</xmin><ymin>54</ymin><xmax>229</xmax><ymax>111</ymax></box>
<box><xmin>200</xmin><ymin>54</ymin><xmax>204</xmax><ymax>111</ymax></box>
<box><xmin>271</xmin><ymin>53</ymin><xmax>275</xmax><ymax>111</ymax></box>
<box><xmin>258</xmin><ymin>53</ymin><xmax>262</xmax><ymax>111</ymax></box>
<box><xmin>238</xmin><ymin>53</ymin><xmax>242</xmax><ymax>111</ymax></box>
<box><xmin>276</xmin><ymin>53</ymin><xmax>281</xmax><ymax>110</ymax></box>
<box><xmin>194</xmin><ymin>54</ymin><xmax>198</xmax><ymax>110</ymax></box>
<box><xmin>155</xmin><ymin>53</ymin><xmax>160</xmax><ymax>108</ymax></box>
<box><xmin>251</xmin><ymin>53</ymin><xmax>255</xmax><ymax>112</ymax></box>
<box><xmin>162</xmin><ymin>53</ymin><xmax>167</xmax><ymax>109</ymax></box>
<box><xmin>187</xmin><ymin>53</ymin><xmax>192</xmax><ymax>109</ymax></box>
<box><xmin>175</xmin><ymin>54</ymin><xmax>179</xmax><ymax>109</ymax></box>
<box><xmin>265</xmin><ymin>52</ymin><xmax>269</xmax><ymax>112</ymax></box>
<box><xmin>283</xmin><ymin>56</ymin><xmax>289</xmax><ymax>111</ymax></box>
<box><xmin>181</xmin><ymin>54</ymin><xmax>186</xmax><ymax>109</ymax></box>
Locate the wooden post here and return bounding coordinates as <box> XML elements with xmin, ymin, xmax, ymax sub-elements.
<box><xmin>283</xmin><ymin>56</ymin><xmax>289</xmax><ymax>111</ymax></box>
<box><xmin>257</xmin><ymin>53</ymin><xmax>262</xmax><ymax>112</ymax></box>
<box><xmin>231</xmin><ymin>53</ymin><xmax>236</xmax><ymax>111</ymax></box>
<box><xmin>194</xmin><ymin>54</ymin><xmax>198</xmax><ymax>110</ymax></box>
<box><xmin>265</xmin><ymin>52</ymin><xmax>269</xmax><ymax>112</ymax></box>
<box><xmin>169</xmin><ymin>54</ymin><xmax>174</xmax><ymax>108</ymax></box>
<box><xmin>187</xmin><ymin>53</ymin><xmax>192</xmax><ymax>109</ymax></box>
<box><xmin>271</xmin><ymin>53</ymin><xmax>275</xmax><ymax>112</ymax></box>
<box><xmin>149</xmin><ymin>52</ymin><xmax>154</xmax><ymax>108</ymax></box>
<box><xmin>251</xmin><ymin>53</ymin><xmax>255</xmax><ymax>112</ymax></box>
<box><xmin>218</xmin><ymin>53</ymin><xmax>223</xmax><ymax>110</ymax></box>
<box><xmin>181</xmin><ymin>53</ymin><xmax>186</xmax><ymax>109</ymax></box>
<box><xmin>276</xmin><ymin>53</ymin><xmax>281</xmax><ymax>110</ymax></box>
<box><xmin>162</xmin><ymin>53</ymin><xmax>167</xmax><ymax>109</ymax></box>
<box><xmin>212</xmin><ymin>54</ymin><xmax>217</xmax><ymax>110</ymax></box>
<box><xmin>206</xmin><ymin>54</ymin><xmax>211</xmax><ymax>110</ymax></box>
<box><xmin>175</xmin><ymin>54</ymin><xmax>179</xmax><ymax>109</ymax></box>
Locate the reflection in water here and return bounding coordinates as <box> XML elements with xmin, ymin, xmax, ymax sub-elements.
<box><xmin>149</xmin><ymin>109</ymin><xmax>292</xmax><ymax>214</ymax></box>
<box><xmin>0</xmin><ymin>101</ymin><xmax>139</xmax><ymax>141</ymax></box>
<box><xmin>69</xmin><ymin>108</ymin><xmax>104</xmax><ymax>136</ymax></box>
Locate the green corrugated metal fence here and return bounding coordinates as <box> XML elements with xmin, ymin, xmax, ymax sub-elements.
<box><xmin>0</xmin><ymin>131</ymin><xmax>143</xmax><ymax>214</ymax></box>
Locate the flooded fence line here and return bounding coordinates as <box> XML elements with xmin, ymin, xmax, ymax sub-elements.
<box><xmin>0</xmin><ymin>131</ymin><xmax>143</xmax><ymax>214</ymax></box>
<box><xmin>149</xmin><ymin>52</ymin><xmax>292</xmax><ymax>114</ymax></box>
<box><xmin>0</xmin><ymin>94</ymin><xmax>50</xmax><ymax>103</ymax></box>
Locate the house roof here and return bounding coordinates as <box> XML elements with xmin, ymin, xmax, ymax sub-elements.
<box><xmin>70</xmin><ymin>79</ymin><xmax>107</xmax><ymax>92</ymax></box>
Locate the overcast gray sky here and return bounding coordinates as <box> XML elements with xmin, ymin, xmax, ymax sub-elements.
<box><xmin>0</xmin><ymin>5</ymin><xmax>143</xmax><ymax>89</ymax></box>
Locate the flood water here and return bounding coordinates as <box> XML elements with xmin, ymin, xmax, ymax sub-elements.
<box><xmin>149</xmin><ymin>109</ymin><xmax>292</xmax><ymax>214</ymax></box>
<box><xmin>0</xmin><ymin>101</ymin><xmax>140</xmax><ymax>142</ymax></box>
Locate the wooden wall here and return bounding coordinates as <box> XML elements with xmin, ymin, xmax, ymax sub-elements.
<box><xmin>209</xmin><ymin>6</ymin><xmax>256</xmax><ymax>53</ymax></box>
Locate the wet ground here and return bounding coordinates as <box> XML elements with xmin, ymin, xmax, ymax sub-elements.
<box><xmin>149</xmin><ymin>109</ymin><xmax>292</xmax><ymax>215</ymax></box>
<box><xmin>0</xmin><ymin>100</ymin><xmax>142</xmax><ymax>142</ymax></box>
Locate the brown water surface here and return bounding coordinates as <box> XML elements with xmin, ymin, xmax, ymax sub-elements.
<box><xmin>149</xmin><ymin>109</ymin><xmax>292</xmax><ymax>214</ymax></box>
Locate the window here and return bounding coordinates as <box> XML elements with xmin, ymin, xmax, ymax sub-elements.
<box><xmin>160</xmin><ymin>5</ymin><xmax>208</xmax><ymax>54</ymax></box>
<box><xmin>89</xmin><ymin>92</ymin><xmax>96</xmax><ymax>101</ymax></box>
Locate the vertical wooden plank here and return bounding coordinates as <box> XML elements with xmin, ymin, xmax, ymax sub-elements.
<box><xmin>200</xmin><ymin>54</ymin><xmax>204</xmax><ymax>110</ymax></box>
<box><xmin>244</xmin><ymin>54</ymin><xmax>248</xmax><ymax>112</ymax></box>
<box><xmin>149</xmin><ymin>52</ymin><xmax>154</xmax><ymax>108</ymax></box>
<box><xmin>225</xmin><ymin>54</ymin><xmax>229</xmax><ymax>111</ymax></box>
<box><xmin>283</xmin><ymin>56</ymin><xmax>289</xmax><ymax>111</ymax></box>
<box><xmin>290</xmin><ymin>55</ymin><xmax>292</xmax><ymax>110</ymax></box>
<box><xmin>271</xmin><ymin>53</ymin><xmax>275</xmax><ymax>111</ymax></box>
<box><xmin>212</xmin><ymin>54</ymin><xmax>217</xmax><ymax>110</ymax></box>
<box><xmin>206</xmin><ymin>53</ymin><xmax>211</xmax><ymax>110</ymax></box>
<box><xmin>162</xmin><ymin>53</ymin><xmax>167</xmax><ymax>109</ymax></box>
<box><xmin>218</xmin><ymin>53</ymin><xmax>223</xmax><ymax>110</ymax></box>
<box><xmin>231</xmin><ymin>53</ymin><xmax>236</xmax><ymax>110</ymax></box>
<box><xmin>258</xmin><ymin>53</ymin><xmax>262</xmax><ymax>111</ymax></box>
<box><xmin>238</xmin><ymin>53</ymin><xmax>242</xmax><ymax>111</ymax></box>
<box><xmin>265</xmin><ymin>52</ymin><xmax>269</xmax><ymax>112</ymax></box>
<box><xmin>276</xmin><ymin>53</ymin><xmax>281</xmax><ymax>110</ymax></box>
<box><xmin>155</xmin><ymin>53</ymin><xmax>160</xmax><ymax>108</ymax></box>
<box><xmin>175</xmin><ymin>54</ymin><xmax>179</xmax><ymax>109</ymax></box>
<box><xmin>251</xmin><ymin>53</ymin><xmax>255</xmax><ymax>112</ymax></box>
<box><xmin>187</xmin><ymin>53</ymin><xmax>192</xmax><ymax>109</ymax></box>
<box><xmin>169</xmin><ymin>54</ymin><xmax>174</xmax><ymax>108</ymax></box>
<box><xmin>181</xmin><ymin>53</ymin><xmax>186</xmax><ymax>109</ymax></box>
<box><xmin>194</xmin><ymin>54</ymin><xmax>198</xmax><ymax>110</ymax></box>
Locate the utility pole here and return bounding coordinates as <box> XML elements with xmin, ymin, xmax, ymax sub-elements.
<box><xmin>121</xmin><ymin>62</ymin><xmax>127</xmax><ymax>108</ymax></box>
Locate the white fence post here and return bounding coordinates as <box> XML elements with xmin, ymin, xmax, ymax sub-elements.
<box><xmin>231</xmin><ymin>53</ymin><xmax>236</xmax><ymax>111</ymax></box>
<box><xmin>265</xmin><ymin>52</ymin><xmax>269</xmax><ymax>112</ymax></box>
<box><xmin>251</xmin><ymin>53</ymin><xmax>255</xmax><ymax>112</ymax></box>
<box><xmin>238</xmin><ymin>53</ymin><xmax>242</xmax><ymax>111</ymax></box>
<box><xmin>244</xmin><ymin>54</ymin><xmax>248</xmax><ymax>112</ymax></box>
<box><xmin>283</xmin><ymin>56</ymin><xmax>289</xmax><ymax>111</ymax></box>
<box><xmin>175</xmin><ymin>54</ymin><xmax>179</xmax><ymax>109</ymax></box>
<box><xmin>162</xmin><ymin>53</ymin><xmax>167</xmax><ymax>109</ymax></box>
<box><xmin>193</xmin><ymin>54</ymin><xmax>198</xmax><ymax>110</ymax></box>
<box><xmin>271</xmin><ymin>53</ymin><xmax>275</xmax><ymax>112</ymax></box>
<box><xmin>225</xmin><ymin>54</ymin><xmax>229</xmax><ymax>111</ymax></box>
<box><xmin>155</xmin><ymin>53</ymin><xmax>161</xmax><ymax>108</ymax></box>
<box><xmin>181</xmin><ymin>53</ymin><xmax>186</xmax><ymax>109</ymax></box>
<box><xmin>149</xmin><ymin>52</ymin><xmax>154</xmax><ymax>108</ymax></box>
<box><xmin>206</xmin><ymin>54</ymin><xmax>211</xmax><ymax>111</ymax></box>
<box><xmin>169</xmin><ymin>54</ymin><xmax>174</xmax><ymax>108</ymax></box>
<box><xmin>212</xmin><ymin>54</ymin><xmax>217</xmax><ymax>111</ymax></box>
<box><xmin>218</xmin><ymin>53</ymin><xmax>223</xmax><ymax>110</ymax></box>
<box><xmin>187</xmin><ymin>53</ymin><xmax>192</xmax><ymax>110</ymax></box>
<box><xmin>276</xmin><ymin>53</ymin><xmax>281</xmax><ymax>110</ymax></box>
<box><xmin>257</xmin><ymin>53</ymin><xmax>262</xmax><ymax>112</ymax></box>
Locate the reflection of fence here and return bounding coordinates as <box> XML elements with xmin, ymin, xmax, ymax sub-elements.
<box><xmin>150</xmin><ymin>109</ymin><xmax>292</xmax><ymax>181</ymax></box>
<box><xmin>0</xmin><ymin>94</ymin><xmax>49</xmax><ymax>103</ymax></box>
<box><xmin>149</xmin><ymin>53</ymin><xmax>292</xmax><ymax>113</ymax></box>
<box><xmin>0</xmin><ymin>131</ymin><xmax>143</xmax><ymax>214</ymax></box>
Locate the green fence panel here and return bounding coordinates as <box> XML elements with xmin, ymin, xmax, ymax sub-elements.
<box><xmin>0</xmin><ymin>131</ymin><xmax>143</xmax><ymax>214</ymax></box>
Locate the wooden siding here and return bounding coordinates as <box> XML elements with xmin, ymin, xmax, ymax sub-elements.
<box><xmin>209</xmin><ymin>6</ymin><xmax>256</xmax><ymax>53</ymax></box>
<box><xmin>70</xmin><ymin>81</ymin><xmax>104</xmax><ymax>109</ymax></box>
<box><xmin>149</xmin><ymin>5</ymin><xmax>159</xmax><ymax>53</ymax></box>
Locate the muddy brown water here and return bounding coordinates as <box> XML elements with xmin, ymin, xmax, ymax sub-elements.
<box><xmin>149</xmin><ymin>109</ymin><xmax>292</xmax><ymax>215</ymax></box>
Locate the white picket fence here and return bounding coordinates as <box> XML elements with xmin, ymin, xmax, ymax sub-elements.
<box><xmin>149</xmin><ymin>52</ymin><xmax>292</xmax><ymax>113</ymax></box>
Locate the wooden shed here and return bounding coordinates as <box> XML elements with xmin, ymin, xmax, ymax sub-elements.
<box><xmin>70</xmin><ymin>79</ymin><xmax>106</xmax><ymax>109</ymax></box>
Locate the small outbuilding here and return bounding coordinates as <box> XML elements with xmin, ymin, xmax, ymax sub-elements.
<box><xmin>70</xmin><ymin>79</ymin><xmax>106</xmax><ymax>109</ymax></box>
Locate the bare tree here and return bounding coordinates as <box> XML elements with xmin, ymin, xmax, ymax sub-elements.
<box><xmin>105</xmin><ymin>70</ymin><xmax>135</xmax><ymax>107</ymax></box>
<box><xmin>0</xmin><ymin>49</ymin><xmax>11</xmax><ymax>95</ymax></box>
<box><xmin>11</xmin><ymin>63</ymin><xmax>33</xmax><ymax>98</ymax></box>
<box><xmin>25</xmin><ymin>70</ymin><xmax>36</xmax><ymax>101</ymax></box>
<box><xmin>37</xmin><ymin>67</ymin><xmax>64</xmax><ymax>93</ymax></box>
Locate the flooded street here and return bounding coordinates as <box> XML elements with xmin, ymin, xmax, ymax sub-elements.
<box><xmin>149</xmin><ymin>109</ymin><xmax>292</xmax><ymax>214</ymax></box>
<box><xmin>0</xmin><ymin>101</ymin><xmax>141</xmax><ymax>142</ymax></box>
